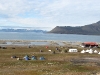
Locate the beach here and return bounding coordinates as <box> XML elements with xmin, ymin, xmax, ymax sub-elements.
<box><xmin>0</xmin><ymin>39</ymin><xmax>83</xmax><ymax>47</ymax></box>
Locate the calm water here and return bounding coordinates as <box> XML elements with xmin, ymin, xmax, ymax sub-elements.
<box><xmin>0</xmin><ymin>32</ymin><xmax>100</xmax><ymax>42</ymax></box>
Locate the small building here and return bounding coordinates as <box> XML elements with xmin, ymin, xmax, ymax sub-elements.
<box><xmin>68</xmin><ymin>49</ymin><xmax>78</xmax><ymax>52</ymax></box>
<box><xmin>81</xmin><ymin>42</ymin><xmax>98</xmax><ymax>48</ymax></box>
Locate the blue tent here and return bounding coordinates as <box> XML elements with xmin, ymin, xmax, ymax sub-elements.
<box><xmin>24</xmin><ymin>57</ymin><xmax>29</xmax><ymax>60</ymax></box>
<box><xmin>31</xmin><ymin>56</ymin><xmax>37</xmax><ymax>60</ymax></box>
<box><xmin>24</xmin><ymin>55</ymin><xmax>29</xmax><ymax>60</ymax></box>
<box><xmin>39</xmin><ymin>56</ymin><xmax>45</xmax><ymax>60</ymax></box>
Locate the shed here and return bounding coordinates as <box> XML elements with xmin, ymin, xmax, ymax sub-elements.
<box><xmin>68</xmin><ymin>49</ymin><xmax>78</xmax><ymax>52</ymax></box>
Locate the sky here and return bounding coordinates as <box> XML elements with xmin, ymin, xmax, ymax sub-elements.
<box><xmin>0</xmin><ymin>0</ymin><xmax>100</xmax><ymax>30</ymax></box>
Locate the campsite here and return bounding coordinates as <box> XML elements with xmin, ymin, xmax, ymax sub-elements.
<box><xmin>0</xmin><ymin>40</ymin><xmax>100</xmax><ymax>75</ymax></box>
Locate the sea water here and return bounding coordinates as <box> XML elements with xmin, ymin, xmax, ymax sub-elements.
<box><xmin>0</xmin><ymin>32</ymin><xmax>100</xmax><ymax>42</ymax></box>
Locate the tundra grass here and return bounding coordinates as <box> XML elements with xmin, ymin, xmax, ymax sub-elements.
<box><xmin>0</xmin><ymin>46</ymin><xmax>100</xmax><ymax>75</ymax></box>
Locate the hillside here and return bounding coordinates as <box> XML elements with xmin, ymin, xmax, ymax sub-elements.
<box><xmin>49</xmin><ymin>21</ymin><xmax>100</xmax><ymax>35</ymax></box>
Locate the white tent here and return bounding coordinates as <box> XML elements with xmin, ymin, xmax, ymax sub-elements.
<box><xmin>81</xmin><ymin>50</ymin><xmax>86</xmax><ymax>53</ymax></box>
<box><xmin>88</xmin><ymin>51</ymin><xmax>93</xmax><ymax>54</ymax></box>
<box><xmin>85</xmin><ymin>49</ymin><xmax>90</xmax><ymax>53</ymax></box>
<box><xmin>98</xmin><ymin>52</ymin><xmax>100</xmax><ymax>54</ymax></box>
<box><xmin>88</xmin><ymin>49</ymin><xmax>93</xmax><ymax>54</ymax></box>
<box><xmin>84</xmin><ymin>49</ymin><xmax>93</xmax><ymax>54</ymax></box>
<box><xmin>94</xmin><ymin>50</ymin><xmax>98</xmax><ymax>53</ymax></box>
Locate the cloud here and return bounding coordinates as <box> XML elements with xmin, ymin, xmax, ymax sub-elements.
<box><xmin>0</xmin><ymin>0</ymin><xmax>100</xmax><ymax>27</ymax></box>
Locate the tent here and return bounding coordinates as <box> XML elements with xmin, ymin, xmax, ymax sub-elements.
<box><xmin>23</xmin><ymin>55</ymin><xmax>30</xmax><ymax>60</ymax></box>
<box><xmin>11</xmin><ymin>55</ymin><xmax>17</xmax><ymax>58</ymax></box>
<box><xmin>98</xmin><ymin>52</ymin><xmax>100</xmax><ymax>54</ymax></box>
<box><xmin>39</xmin><ymin>56</ymin><xmax>45</xmax><ymax>60</ymax></box>
<box><xmin>81</xmin><ymin>50</ymin><xmax>86</xmax><ymax>53</ymax></box>
<box><xmin>31</xmin><ymin>56</ymin><xmax>37</xmax><ymax>60</ymax></box>
<box><xmin>94</xmin><ymin>50</ymin><xmax>98</xmax><ymax>53</ymax></box>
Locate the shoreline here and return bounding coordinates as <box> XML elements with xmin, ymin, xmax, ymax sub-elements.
<box><xmin>0</xmin><ymin>39</ymin><xmax>83</xmax><ymax>46</ymax></box>
<box><xmin>0</xmin><ymin>39</ymin><xmax>99</xmax><ymax>47</ymax></box>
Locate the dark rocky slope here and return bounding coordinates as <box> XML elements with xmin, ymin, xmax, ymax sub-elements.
<box><xmin>49</xmin><ymin>21</ymin><xmax>100</xmax><ymax>35</ymax></box>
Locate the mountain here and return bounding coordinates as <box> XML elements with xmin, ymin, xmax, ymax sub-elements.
<box><xmin>49</xmin><ymin>21</ymin><xmax>100</xmax><ymax>35</ymax></box>
<box><xmin>0</xmin><ymin>26</ymin><xmax>52</xmax><ymax>31</ymax></box>
<box><xmin>0</xmin><ymin>29</ymin><xmax>47</xmax><ymax>33</ymax></box>
<box><xmin>0</xmin><ymin>26</ymin><xmax>48</xmax><ymax>33</ymax></box>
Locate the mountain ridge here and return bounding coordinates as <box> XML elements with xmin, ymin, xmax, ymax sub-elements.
<box><xmin>49</xmin><ymin>21</ymin><xmax>100</xmax><ymax>35</ymax></box>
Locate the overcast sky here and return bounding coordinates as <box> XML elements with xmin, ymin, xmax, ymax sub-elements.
<box><xmin>0</xmin><ymin>0</ymin><xmax>100</xmax><ymax>28</ymax></box>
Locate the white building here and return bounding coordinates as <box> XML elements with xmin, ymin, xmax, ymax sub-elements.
<box><xmin>68</xmin><ymin>49</ymin><xmax>78</xmax><ymax>52</ymax></box>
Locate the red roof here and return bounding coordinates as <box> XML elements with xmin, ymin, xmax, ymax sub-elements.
<box><xmin>83</xmin><ymin>42</ymin><xmax>98</xmax><ymax>45</ymax></box>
